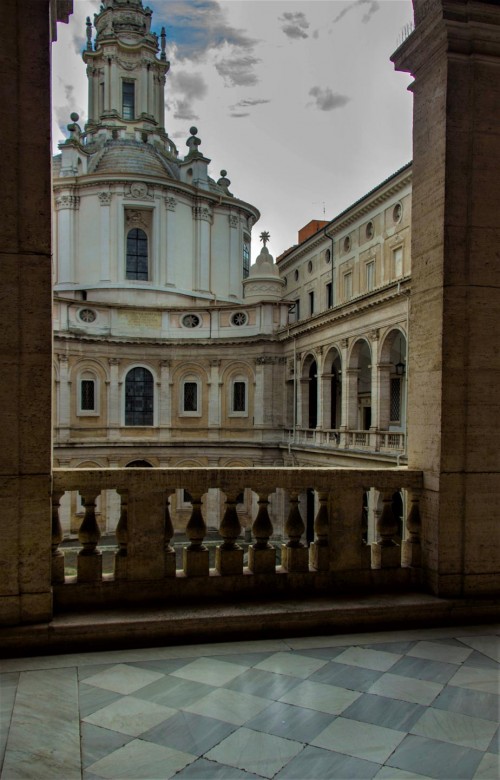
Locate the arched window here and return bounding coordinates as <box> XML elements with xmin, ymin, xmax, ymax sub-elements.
<box><xmin>126</xmin><ymin>228</ymin><xmax>148</xmax><ymax>280</ymax></box>
<box><xmin>125</xmin><ymin>367</ymin><xmax>154</xmax><ymax>426</ymax></box>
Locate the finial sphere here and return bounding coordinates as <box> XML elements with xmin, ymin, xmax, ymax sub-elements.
<box><xmin>70</xmin><ymin>112</ymin><xmax>80</xmax><ymax>122</ymax></box>
<box><xmin>220</xmin><ymin>169</ymin><xmax>227</xmax><ymax>177</ymax></box>
<box><xmin>190</xmin><ymin>126</ymin><xmax>198</xmax><ymax>135</ymax></box>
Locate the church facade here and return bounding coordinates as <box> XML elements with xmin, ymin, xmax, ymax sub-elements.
<box><xmin>52</xmin><ymin>0</ymin><xmax>412</xmax><ymax>538</ymax></box>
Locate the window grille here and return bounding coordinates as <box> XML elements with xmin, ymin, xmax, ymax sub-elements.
<box><xmin>390</xmin><ymin>377</ymin><xmax>402</xmax><ymax>422</ymax></box>
<box><xmin>184</xmin><ymin>382</ymin><xmax>198</xmax><ymax>412</ymax></box>
<box><xmin>81</xmin><ymin>380</ymin><xmax>95</xmax><ymax>411</ymax></box>
<box><xmin>126</xmin><ymin>228</ymin><xmax>148</xmax><ymax>280</ymax></box>
<box><xmin>125</xmin><ymin>367</ymin><xmax>154</xmax><ymax>425</ymax></box>
<box><xmin>233</xmin><ymin>381</ymin><xmax>246</xmax><ymax>412</ymax></box>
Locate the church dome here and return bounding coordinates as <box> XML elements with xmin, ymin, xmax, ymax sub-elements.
<box><xmin>88</xmin><ymin>140</ymin><xmax>179</xmax><ymax>180</ymax></box>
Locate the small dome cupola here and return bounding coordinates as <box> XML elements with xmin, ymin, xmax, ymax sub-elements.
<box><xmin>243</xmin><ymin>232</ymin><xmax>285</xmax><ymax>302</ymax></box>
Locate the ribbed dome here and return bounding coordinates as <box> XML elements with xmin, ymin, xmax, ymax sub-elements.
<box><xmin>88</xmin><ymin>140</ymin><xmax>179</xmax><ymax>180</ymax></box>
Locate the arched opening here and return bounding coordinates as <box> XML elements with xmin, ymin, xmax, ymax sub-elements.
<box><xmin>308</xmin><ymin>360</ymin><xmax>318</xmax><ymax>429</ymax></box>
<box><xmin>125</xmin><ymin>367</ymin><xmax>154</xmax><ymax>426</ymax></box>
<box><xmin>380</xmin><ymin>329</ymin><xmax>407</xmax><ymax>432</ymax></box>
<box><xmin>329</xmin><ymin>351</ymin><xmax>342</xmax><ymax>428</ymax></box>
<box><xmin>125</xmin><ymin>460</ymin><xmax>153</xmax><ymax>467</ymax></box>
<box><xmin>350</xmin><ymin>340</ymin><xmax>371</xmax><ymax>430</ymax></box>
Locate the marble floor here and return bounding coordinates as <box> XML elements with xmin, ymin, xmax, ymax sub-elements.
<box><xmin>0</xmin><ymin>624</ymin><xmax>499</xmax><ymax>780</ymax></box>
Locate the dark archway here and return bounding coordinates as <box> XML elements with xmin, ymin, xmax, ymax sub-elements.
<box><xmin>308</xmin><ymin>361</ymin><xmax>317</xmax><ymax>428</ymax></box>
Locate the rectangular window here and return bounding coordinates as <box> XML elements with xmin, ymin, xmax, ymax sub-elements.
<box><xmin>326</xmin><ymin>282</ymin><xmax>333</xmax><ymax>308</ymax></box>
<box><xmin>390</xmin><ymin>377</ymin><xmax>402</xmax><ymax>422</ymax></box>
<box><xmin>366</xmin><ymin>261</ymin><xmax>375</xmax><ymax>291</ymax></box>
<box><xmin>243</xmin><ymin>240</ymin><xmax>250</xmax><ymax>279</ymax></box>
<box><xmin>393</xmin><ymin>247</ymin><xmax>403</xmax><ymax>278</ymax></box>
<box><xmin>183</xmin><ymin>382</ymin><xmax>198</xmax><ymax>412</ymax></box>
<box><xmin>233</xmin><ymin>381</ymin><xmax>246</xmax><ymax>412</ymax></box>
<box><xmin>295</xmin><ymin>298</ymin><xmax>300</xmax><ymax>321</ymax></box>
<box><xmin>80</xmin><ymin>380</ymin><xmax>95</xmax><ymax>411</ymax></box>
<box><xmin>309</xmin><ymin>291</ymin><xmax>315</xmax><ymax>316</ymax></box>
<box><xmin>122</xmin><ymin>81</ymin><xmax>135</xmax><ymax>120</ymax></box>
<box><xmin>344</xmin><ymin>272</ymin><xmax>352</xmax><ymax>300</ymax></box>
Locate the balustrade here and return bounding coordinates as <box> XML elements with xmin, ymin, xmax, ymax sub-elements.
<box><xmin>51</xmin><ymin>467</ymin><xmax>423</xmax><ymax>610</ymax></box>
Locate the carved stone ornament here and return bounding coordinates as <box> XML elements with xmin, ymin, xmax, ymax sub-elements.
<box><xmin>128</xmin><ymin>182</ymin><xmax>151</xmax><ymax>200</ymax></box>
<box><xmin>341</xmin><ymin>338</ymin><xmax>349</xmax><ymax>348</ymax></box>
<box><xmin>255</xmin><ymin>356</ymin><xmax>276</xmax><ymax>365</ymax></box>
<box><xmin>55</xmin><ymin>194</ymin><xmax>80</xmax><ymax>210</ymax></box>
<box><xmin>244</xmin><ymin>282</ymin><xmax>283</xmax><ymax>294</ymax></box>
<box><xmin>98</xmin><ymin>192</ymin><xmax>112</xmax><ymax>206</ymax></box>
<box><xmin>164</xmin><ymin>196</ymin><xmax>177</xmax><ymax>212</ymax></box>
<box><xmin>108</xmin><ymin>357</ymin><xmax>121</xmax><ymax>366</ymax></box>
<box><xmin>370</xmin><ymin>328</ymin><xmax>380</xmax><ymax>341</ymax></box>
<box><xmin>228</xmin><ymin>215</ymin><xmax>239</xmax><ymax>229</ymax></box>
<box><xmin>126</xmin><ymin>210</ymin><xmax>148</xmax><ymax>228</ymax></box>
<box><xmin>160</xmin><ymin>360</ymin><xmax>171</xmax><ymax>368</ymax></box>
<box><xmin>117</xmin><ymin>58</ymin><xmax>137</xmax><ymax>71</ymax></box>
<box><xmin>192</xmin><ymin>205</ymin><xmax>212</xmax><ymax>222</ymax></box>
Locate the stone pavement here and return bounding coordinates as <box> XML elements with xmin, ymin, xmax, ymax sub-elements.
<box><xmin>1</xmin><ymin>624</ymin><xmax>498</xmax><ymax>779</ymax></box>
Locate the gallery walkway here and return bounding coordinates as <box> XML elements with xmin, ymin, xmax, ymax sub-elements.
<box><xmin>1</xmin><ymin>623</ymin><xmax>498</xmax><ymax>779</ymax></box>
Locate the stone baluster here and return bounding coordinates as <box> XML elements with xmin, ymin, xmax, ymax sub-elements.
<box><xmin>310</xmin><ymin>491</ymin><xmax>329</xmax><ymax>571</ymax></box>
<box><xmin>282</xmin><ymin>491</ymin><xmax>308</xmax><ymax>572</ymax></box>
<box><xmin>183</xmin><ymin>493</ymin><xmax>209</xmax><ymax>576</ymax></box>
<box><xmin>114</xmin><ymin>490</ymin><xmax>128</xmax><ymax>580</ymax></box>
<box><xmin>371</xmin><ymin>490</ymin><xmax>401</xmax><ymax>569</ymax></box>
<box><xmin>402</xmin><ymin>490</ymin><xmax>422</xmax><ymax>568</ymax></box>
<box><xmin>248</xmin><ymin>492</ymin><xmax>276</xmax><ymax>573</ymax></box>
<box><xmin>164</xmin><ymin>490</ymin><xmax>176</xmax><ymax>577</ymax></box>
<box><xmin>216</xmin><ymin>492</ymin><xmax>244</xmax><ymax>575</ymax></box>
<box><xmin>77</xmin><ymin>490</ymin><xmax>102</xmax><ymax>582</ymax></box>
<box><xmin>51</xmin><ymin>490</ymin><xmax>65</xmax><ymax>584</ymax></box>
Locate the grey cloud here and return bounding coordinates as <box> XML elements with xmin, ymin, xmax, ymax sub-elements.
<box><xmin>170</xmin><ymin>72</ymin><xmax>208</xmax><ymax>101</ymax></box>
<box><xmin>230</xmin><ymin>98</ymin><xmax>270</xmax><ymax>108</ymax></box>
<box><xmin>308</xmin><ymin>87</ymin><xmax>350</xmax><ymax>111</ymax></box>
<box><xmin>333</xmin><ymin>0</ymin><xmax>380</xmax><ymax>25</ymax></box>
<box><xmin>171</xmin><ymin>99</ymin><xmax>199</xmax><ymax>121</ymax></box>
<box><xmin>215</xmin><ymin>56</ymin><xmax>260</xmax><ymax>87</ymax></box>
<box><xmin>64</xmin><ymin>84</ymin><xmax>74</xmax><ymax>102</ymax></box>
<box><xmin>279</xmin><ymin>11</ymin><xmax>309</xmax><ymax>40</ymax></box>
<box><xmin>230</xmin><ymin>112</ymin><xmax>251</xmax><ymax>118</ymax></box>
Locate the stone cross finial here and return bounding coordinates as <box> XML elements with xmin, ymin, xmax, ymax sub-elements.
<box><xmin>260</xmin><ymin>231</ymin><xmax>270</xmax><ymax>246</ymax></box>
<box><xmin>160</xmin><ymin>26</ymin><xmax>167</xmax><ymax>60</ymax></box>
<box><xmin>86</xmin><ymin>16</ymin><xmax>92</xmax><ymax>50</ymax></box>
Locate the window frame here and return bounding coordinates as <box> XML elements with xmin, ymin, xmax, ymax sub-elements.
<box><xmin>180</xmin><ymin>376</ymin><xmax>202</xmax><ymax>417</ymax></box>
<box><xmin>122</xmin><ymin>79</ymin><xmax>135</xmax><ymax>120</ymax></box>
<box><xmin>123</xmin><ymin>365</ymin><xmax>155</xmax><ymax>427</ymax></box>
<box><xmin>308</xmin><ymin>290</ymin><xmax>315</xmax><ymax>316</ymax></box>
<box><xmin>77</xmin><ymin>371</ymin><xmax>99</xmax><ymax>417</ymax></box>
<box><xmin>229</xmin><ymin>377</ymin><xmax>248</xmax><ymax>418</ymax></box>
<box><xmin>242</xmin><ymin>234</ymin><xmax>250</xmax><ymax>279</ymax></box>
<box><xmin>366</xmin><ymin>260</ymin><xmax>375</xmax><ymax>292</ymax></box>
<box><xmin>343</xmin><ymin>271</ymin><xmax>353</xmax><ymax>301</ymax></box>
<box><xmin>126</xmin><ymin>227</ymin><xmax>149</xmax><ymax>282</ymax></box>
<box><xmin>393</xmin><ymin>246</ymin><xmax>404</xmax><ymax>279</ymax></box>
<box><xmin>326</xmin><ymin>281</ymin><xmax>333</xmax><ymax>309</ymax></box>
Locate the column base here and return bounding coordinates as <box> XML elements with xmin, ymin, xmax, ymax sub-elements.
<box><xmin>215</xmin><ymin>546</ymin><xmax>244</xmax><ymax>575</ymax></box>
<box><xmin>248</xmin><ymin>546</ymin><xmax>276</xmax><ymax>574</ymax></box>
<box><xmin>183</xmin><ymin>547</ymin><xmax>209</xmax><ymax>577</ymax></box>
<box><xmin>371</xmin><ymin>543</ymin><xmax>401</xmax><ymax>570</ymax></box>
<box><xmin>77</xmin><ymin>552</ymin><xmax>103</xmax><ymax>583</ymax></box>
<box><xmin>281</xmin><ymin>545</ymin><xmax>309</xmax><ymax>572</ymax></box>
<box><xmin>309</xmin><ymin>542</ymin><xmax>329</xmax><ymax>571</ymax></box>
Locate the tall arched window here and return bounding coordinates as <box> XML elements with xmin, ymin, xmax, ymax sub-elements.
<box><xmin>126</xmin><ymin>228</ymin><xmax>148</xmax><ymax>280</ymax></box>
<box><xmin>125</xmin><ymin>367</ymin><xmax>154</xmax><ymax>426</ymax></box>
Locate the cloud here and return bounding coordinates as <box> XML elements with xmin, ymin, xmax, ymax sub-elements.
<box><xmin>170</xmin><ymin>99</ymin><xmax>199</xmax><ymax>121</ymax></box>
<box><xmin>230</xmin><ymin>112</ymin><xmax>250</xmax><ymax>118</ymax></box>
<box><xmin>157</xmin><ymin>0</ymin><xmax>258</xmax><ymax>61</ymax></box>
<box><xmin>215</xmin><ymin>55</ymin><xmax>260</xmax><ymax>87</ymax></box>
<box><xmin>279</xmin><ymin>11</ymin><xmax>310</xmax><ymax>40</ymax></box>
<box><xmin>230</xmin><ymin>98</ymin><xmax>270</xmax><ymax>109</ymax></box>
<box><xmin>170</xmin><ymin>71</ymin><xmax>208</xmax><ymax>101</ymax></box>
<box><xmin>64</xmin><ymin>84</ymin><xmax>74</xmax><ymax>102</ymax></box>
<box><xmin>308</xmin><ymin>87</ymin><xmax>350</xmax><ymax>111</ymax></box>
<box><xmin>333</xmin><ymin>0</ymin><xmax>380</xmax><ymax>25</ymax></box>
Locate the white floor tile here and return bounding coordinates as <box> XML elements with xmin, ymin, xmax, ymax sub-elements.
<box><xmin>411</xmin><ymin>707</ymin><xmax>498</xmax><ymax>751</ymax></box>
<box><xmin>83</xmin><ymin>695</ymin><xmax>176</xmax><ymax>737</ymax></box>
<box><xmin>448</xmin><ymin>665</ymin><xmax>500</xmax><ymax>695</ymax></box>
<box><xmin>368</xmin><ymin>673</ymin><xmax>443</xmax><ymax>705</ymax></box>
<box><xmin>82</xmin><ymin>663</ymin><xmax>164</xmax><ymax>694</ymax></box>
<box><xmin>278</xmin><ymin>680</ymin><xmax>362</xmax><ymax>714</ymax></box>
<box><xmin>407</xmin><ymin>640</ymin><xmax>473</xmax><ymax>665</ymax></box>
<box><xmin>182</xmin><ymin>687</ymin><xmax>270</xmax><ymax>725</ymax></box>
<box><xmin>474</xmin><ymin>752</ymin><xmax>500</xmax><ymax>780</ymax></box>
<box><xmin>87</xmin><ymin>738</ymin><xmax>195</xmax><ymax>779</ymax></box>
<box><xmin>334</xmin><ymin>646</ymin><xmax>402</xmax><ymax>672</ymax></box>
<box><xmin>205</xmin><ymin>726</ymin><xmax>303</xmax><ymax>779</ymax></box>
<box><xmin>170</xmin><ymin>657</ymin><xmax>248</xmax><ymax>686</ymax></box>
<box><xmin>458</xmin><ymin>637</ymin><xmax>500</xmax><ymax>664</ymax></box>
<box><xmin>375</xmin><ymin>767</ymin><xmax>434</xmax><ymax>779</ymax></box>
<box><xmin>254</xmin><ymin>651</ymin><xmax>327</xmax><ymax>678</ymax></box>
<box><xmin>311</xmin><ymin>716</ymin><xmax>405</xmax><ymax>764</ymax></box>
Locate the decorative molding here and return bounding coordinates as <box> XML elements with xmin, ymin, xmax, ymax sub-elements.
<box><xmin>98</xmin><ymin>191</ymin><xmax>112</xmax><ymax>206</ymax></box>
<box><xmin>228</xmin><ymin>215</ymin><xmax>239</xmax><ymax>229</ymax></box>
<box><xmin>55</xmin><ymin>194</ymin><xmax>80</xmax><ymax>210</ymax></box>
<box><xmin>255</xmin><ymin>356</ymin><xmax>278</xmax><ymax>365</ymax></box>
<box><xmin>160</xmin><ymin>360</ymin><xmax>171</xmax><ymax>368</ymax></box>
<box><xmin>124</xmin><ymin>182</ymin><xmax>153</xmax><ymax>201</ymax></box>
<box><xmin>108</xmin><ymin>357</ymin><xmax>121</xmax><ymax>366</ymax></box>
<box><xmin>370</xmin><ymin>328</ymin><xmax>380</xmax><ymax>341</ymax></box>
<box><xmin>125</xmin><ymin>210</ymin><xmax>148</xmax><ymax>229</ymax></box>
<box><xmin>192</xmin><ymin>204</ymin><xmax>212</xmax><ymax>223</ymax></box>
<box><xmin>164</xmin><ymin>196</ymin><xmax>177</xmax><ymax>212</ymax></box>
<box><xmin>341</xmin><ymin>338</ymin><xmax>349</xmax><ymax>348</ymax></box>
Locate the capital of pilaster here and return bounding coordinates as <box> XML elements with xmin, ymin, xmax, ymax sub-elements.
<box><xmin>55</xmin><ymin>194</ymin><xmax>80</xmax><ymax>211</ymax></box>
<box><xmin>192</xmin><ymin>204</ymin><xmax>212</xmax><ymax>223</ymax></box>
<box><xmin>98</xmin><ymin>191</ymin><xmax>112</xmax><ymax>206</ymax></box>
<box><xmin>164</xmin><ymin>196</ymin><xmax>177</xmax><ymax>212</ymax></box>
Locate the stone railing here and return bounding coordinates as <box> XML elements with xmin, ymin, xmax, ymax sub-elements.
<box><xmin>51</xmin><ymin>467</ymin><xmax>423</xmax><ymax>611</ymax></box>
<box><xmin>286</xmin><ymin>429</ymin><xmax>405</xmax><ymax>454</ymax></box>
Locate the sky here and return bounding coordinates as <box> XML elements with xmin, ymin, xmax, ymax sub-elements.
<box><xmin>52</xmin><ymin>0</ymin><xmax>415</xmax><ymax>259</ymax></box>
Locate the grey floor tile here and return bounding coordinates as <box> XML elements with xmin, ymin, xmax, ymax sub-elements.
<box><xmin>389</xmin><ymin>656</ymin><xmax>458</xmax><ymax>684</ymax></box>
<box><xmin>245</xmin><ymin>700</ymin><xmax>335</xmax><ymax>742</ymax></box>
<box><xmin>432</xmin><ymin>684</ymin><xmax>500</xmax><ymax>722</ymax></box>
<box><xmin>174</xmin><ymin>756</ymin><xmax>261</xmax><ymax>778</ymax></box>
<box><xmin>209</xmin><ymin>652</ymin><xmax>274</xmax><ymax>667</ymax></box>
<box><xmin>78</xmin><ymin>682</ymin><xmax>123</xmax><ymax>718</ymax></box>
<box><xmin>462</xmin><ymin>651</ymin><xmax>500</xmax><ymax>671</ymax></box>
<box><xmin>132</xmin><ymin>674</ymin><xmax>215</xmax><ymax>708</ymax></box>
<box><xmin>126</xmin><ymin>658</ymin><xmax>193</xmax><ymax>674</ymax></box>
<box><xmin>205</xmin><ymin>727</ymin><xmax>303</xmax><ymax>778</ymax></box>
<box><xmin>275</xmin><ymin>745</ymin><xmax>381</xmax><ymax>779</ymax></box>
<box><xmin>289</xmin><ymin>647</ymin><xmax>347</xmax><ymax>661</ymax></box>
<box><xmin>488</xmin><ymin>728</ymin><xmax>499</xmax><ymax>755</ymax></box>
<box><xmin>342</xmin><ymin>692</ymin><xmax>426</xmax><ymax>731</ymax></box>
<box><xmin>0</xmin><ymin>672</ymin><xmax>19</xmax><ymax>765</ymax></box>
<box><xmin>309</xmin><ymin>661</ymin><xmax>383</xmax><ymax>691</ymax></box>
<box><xmin>83</xmin><ymin>771</ymin><xmax>105</xmax><ymax>780</ymax></box>
<box><xmin>80</xmin><ymin>722</ymin><xmax>133</xmax><ymax>767</ymax></box>
<box><xmin>79</xmin><ymin>663</ymin><xmax>117</xmax><ymax>681</ymax></box>
<box><xmin>386</xmin><ymin>734</ymin><xmax>484</xmax><ymax>779</ymax></box>
<box><xmin>141</xmin><ymin>710</ymin><xmax>237</xmax><ymax>755</ymax></box>
<box><xmin>225</xmin><ymin>668</ymin><xmax>301</xmax><ymax>700</ymax></box>
<box><xmin>363</xmin><ymin>641</ymin><xmax>416</xmax><ymax>655</ymax></box>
